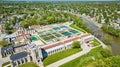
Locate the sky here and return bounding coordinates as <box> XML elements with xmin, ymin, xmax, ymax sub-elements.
<box><xmin>2</xmin><ymin>0</ymin><xmax>120</xmax><ymax>1</ymax></box>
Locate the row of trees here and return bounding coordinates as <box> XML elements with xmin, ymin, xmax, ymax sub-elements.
<box><xmin>101</xmin><ymin>24</ymin><xmax>120</xmax><ymax>37</ymax></box>
<box><xmin>21</xmin><ymin>11</ymin><xmax>72</xmax><ymax>28</ymax></box>
<box><xmin>87</xmin><ymin>56</ymin><xmax>120</xmax><ymax>67</ymax></box>
<box><xmin>87</xmin><ymin>46</ymin><xmax>114</xmax><ymax>67</ymax></box>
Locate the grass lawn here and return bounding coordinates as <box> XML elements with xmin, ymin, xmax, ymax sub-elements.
<box><xmin>43</xmin><ymin>48</ymin><xmax>82</xmax><ymax>66</ymax></box>
<box><xmin>2</xmin><ymin>55</ymin><xmax>8</xmax><ymax>58</ymax></box>
<box><xmin>60</xmin><ymin>46</ymin><xmax>105</xmax><ymax>67</ymax></box>
<box><xmin>91</xmin><ymin>39</ymin><xmax>101</xmax><ymax>47</ymax></box>
<box><xmin>18</xmin><ymin>62</ymin><xmax>39</xmax><ymax>67</ymax></box>
<box><xmin>2</xmin><ymin>61</ymin><xmax>10</xmax><ymax>67</ymax></box>
<box><xmin>70</xmin><ymin>24</ymin><xmax>87</xmax><ymax>33</ymax></box>
<box><xmin>87</xmin><ymin>56</ymin><xmax>120</xmax><ymax>67</ymax></box>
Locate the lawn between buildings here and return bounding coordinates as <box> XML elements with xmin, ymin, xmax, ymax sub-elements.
<box><xmin>2</xmin><ymin>61</ymin><xmax>10</xmax><ymax>67</ymax></box>
<box><xmin>43</xmin><ymin>48</ymin><xmax>82</xmax><ymax>66</ymax></box>
<box><xmin>91</xmin><ymin>38</ymin><xmax>101</xmax><ymax>47</ymax></box>
<box><xmin>17</xmin><ymin>62</ymin><xmax>39</xmax><ymax>67</ymax></box>
<box><xmin>60</xmin><ymin>46</ymin><xmax>105</xmax><ymax>67</ymax></box>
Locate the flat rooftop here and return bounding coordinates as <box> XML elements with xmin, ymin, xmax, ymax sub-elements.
<box><xmin>10</xmin><ymin>51</ymin><xmax>28</xmax><ymax>61</ymax></box>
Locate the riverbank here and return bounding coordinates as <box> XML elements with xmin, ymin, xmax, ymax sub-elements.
<box><xmin>47</xmin><ymin>44</ymin><xmax>102</xmax><ymax>67</ymax></box>
<box><xmin>82</xmin><ymin>15</ymin><xmax>102</xmax><ymax>28</ymax></box>
<box><xmin>66</xmin><ymin>10</ymin><xmax>120</xmax><ymax>55</ymax></box>
<box><xmin>81</xmin><ymin>16</ymin><xmax>120</xmax><ymax>55</ymax></box>
<box><xmin>101</xmin><ymin>24</ymin><xmax>120</xmax><ymax>37</ymax></box>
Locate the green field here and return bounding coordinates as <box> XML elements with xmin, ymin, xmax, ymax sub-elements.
<box><xmin>18</xmin><ymin>62</ymin><xmax>39</xmax><ymax>67</ymax></box>
<box><xmin>60</xmin><ymin>46</ymin><xmax>105</xmax><ymax>67</ymax></box>
<box><xmin>91</xmin><ymin>39</ymin><xmax>101</xmax><ymax>47</ymax></box>
<box><xmin>87</xmin><ymin>56</ymin><xmax>120</xmax><ymax>67</ymax></box>
<box><xmin>2</xmin><ymin>61</ymin><xmax>10</xmax><ymax>67</ymax></box>
<box><xmin>43</xmin><ymin>48</ymin><xmax>82</xmax><ymax>66</ymax></box>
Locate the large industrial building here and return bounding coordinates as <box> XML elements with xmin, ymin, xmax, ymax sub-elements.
<box><xmin>1</xmin><ymin>23</ymin><xmax>94</xmax><ymax>67</ymax></box>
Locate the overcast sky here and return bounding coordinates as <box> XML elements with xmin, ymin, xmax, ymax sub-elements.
<box><xmin>2</xmin><ymin>0</ymin><xmax>120</xmax><ymax>1</ymax></box>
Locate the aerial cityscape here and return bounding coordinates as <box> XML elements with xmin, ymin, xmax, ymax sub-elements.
<box><xmin>0</xmin><ymin>0</ymin><xmax>120</xmax><ymax>67</ymax></box>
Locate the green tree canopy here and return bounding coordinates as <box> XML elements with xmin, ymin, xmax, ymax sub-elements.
<box><xmin>87</xmin><ymin>56</ymin><xmax>120</xmax><ymax>67</ymax></box>
<box><xmin>100</xmin><ymin>48</ymin><xmax>112</xmax><ymax>58</ymax></box>
<box><xmin>0</xmin><ymin>40</ymin><xmax>9</xmax><ymax>47</ymax></box>
<box><xmin>72</xmin><ymin>41</ymin><xmax>81</xmax><ymax>48</ymax></box>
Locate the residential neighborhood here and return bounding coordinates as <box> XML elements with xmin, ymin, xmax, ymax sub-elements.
<box><xmin>0</xmin><ymin>0</ymin><xmax>120</xmax><ymax>67</ymax></box>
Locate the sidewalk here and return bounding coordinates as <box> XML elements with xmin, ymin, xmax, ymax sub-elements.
<box><xmin>94</xmin><ymin>37</ymin><xmax>107</xmax><ymax>48</ymax></box>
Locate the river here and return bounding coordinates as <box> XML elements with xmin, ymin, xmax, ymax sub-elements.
<box><xmin>82</xmin><ymin>17</ymin><xmax>120</xmax><ymax>55</ymax></box>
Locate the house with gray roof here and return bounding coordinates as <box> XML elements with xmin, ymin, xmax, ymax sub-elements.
<box><xmin>10</xmin><ymin>51</ymin><xmax>31</xmax><ymax>67</ymax></box>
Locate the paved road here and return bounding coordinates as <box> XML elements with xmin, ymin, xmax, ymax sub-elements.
<box><xmin>0</xmin><ymin>56</ymin><xmax>10</xmax><ymax>67</ymax></box>
<box><xmin>47</xmin><ymin>45</ymin><xmax>101</xmax><ymax>67</ymax></box>
<box><xmin>0</xmin><ymin>47</ymin><xmax>10</xmax><ymax>67</ymax></box>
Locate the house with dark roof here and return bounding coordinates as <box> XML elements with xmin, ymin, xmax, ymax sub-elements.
<box><xmin>10</xmin><ymin>43</ymin><xmax>44</xmax><ymax>67</ymax></box>
<box><xmin>10</xmin><ymin>51</ymin><xmax>31</xmax><ymax>67</ymax></box>
<box><xmin>1</xmin><ymin>46</ymin><xmax>14</xmax><ymax>57</ymax></box>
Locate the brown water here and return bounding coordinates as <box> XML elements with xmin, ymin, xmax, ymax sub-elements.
<box><xmin>102</xmin><ymin>31</ymin><xmax>120</xmax><ymax>55</ymax></box>
<box><xmin>82</xmin><ymin>17</ymin><xmax>120</xmax><ymax>55</ymax></box>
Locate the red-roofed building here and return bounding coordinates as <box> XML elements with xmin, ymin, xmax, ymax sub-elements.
<box><xmin>79</xmin><ymin>33</ymin><xmax>91</xmax><ymax>39</ymax></box>
<box><xmin>63</xmin><ymin>37</ymin><xmax>79</xmax><ymax>43</ymax></box>
<box><xmin>42</xmin><ymin>42</ymin><xmax>63</xmax><ymax>50</ymax></box>
<box><xmin>41</xmin><ymin>33</ymin><xmax>94</xmax><ymax>56</ymax></box>
<box><xmin>80</xmin><ymin>33</ymin><xmax>94</xmax><ymax>43</ymax></box>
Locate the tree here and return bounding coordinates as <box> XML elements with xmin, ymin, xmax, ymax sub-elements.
<box><xmin>0</xmin><ymin>40</ymin><xmax>9</xmax><ymax>47</ymax></box>
<box><xmin>98</xmin><ymin>15</ymin><xmax>101</xmax><ymax>23</ymax></box>
<box><xmin>100</xmin><ymin>48</ymin><xmax>112</xmax><ymax>58</ymax></box>
<box><xmin>4</xmin><ymin>22</ymin><xmax>14</xmax><ymax>34</ymax></box>
<box><xmin>21</xmin><ymin>20</ymin><xmax>29</xmax><ymax>28</ymax></box>
<box><xmin>87</xmin><ymin>56</ymin><xmax>120</xmax><ymax>67</ymax></box>
<box><xmin>72</xmin><ymin>41</ymin><xmax>81</xmax><ymax>48</ymax></box>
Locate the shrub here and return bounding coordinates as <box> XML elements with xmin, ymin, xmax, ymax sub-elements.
<box><xmin>100</xmin><ymin>48</ymin><xmax>112</xmax><ymax>58</ymax></box>
<box><xmin>72</xmin><ymin>41</ymin><xmax>81</xmax><ymax>48</ymax></box>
